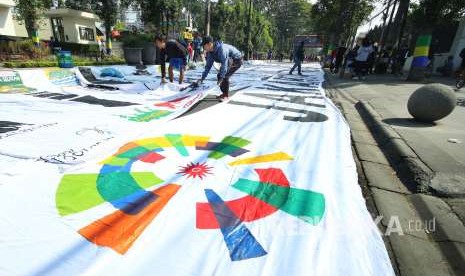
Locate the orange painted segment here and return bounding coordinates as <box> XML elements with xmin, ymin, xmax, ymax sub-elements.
<box><xmin>78</xmin><ymin>184</ymin><xmax>180</xmax><ymax>254</ymax></box>
<box><xmin>114</xmin><ymin>142</ymin><xmax>141</xmax><ymax>156</ymax></box>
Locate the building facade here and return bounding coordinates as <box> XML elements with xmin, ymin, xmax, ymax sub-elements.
<box><xmin>0</xmin><ymin>1</ymin><xmax>98</xmax><ymax>45</ymax></box>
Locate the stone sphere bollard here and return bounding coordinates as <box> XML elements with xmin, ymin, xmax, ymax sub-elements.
<box><xmin>407</xmin><ymin>84</ymin><xmax>457</xmax><ymax>122</ymax></box>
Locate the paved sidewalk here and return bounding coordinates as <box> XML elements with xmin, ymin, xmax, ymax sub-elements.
<box><xmin>330</xmin><ymin>73</ymin><xmax>465</xmax><ymax>195</ymax></box>
<box><xmin>326</xmin><ymin>72</ymin><xmax>465</xmax><ymax>276</ymax></box>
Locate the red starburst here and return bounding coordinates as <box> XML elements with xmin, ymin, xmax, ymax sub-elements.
<box><xmin>177</xmin><ymin>162</ymin><xmax>213</xmax><ymax>180</ymax></box>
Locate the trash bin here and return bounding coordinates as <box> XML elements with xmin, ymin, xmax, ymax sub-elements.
<box><xmin>57</xmin><ymin>51</ymin><xmax>74</xmax><ymax>68</ymax></box>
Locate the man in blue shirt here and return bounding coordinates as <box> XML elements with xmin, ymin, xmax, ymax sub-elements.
<box><xmin>197</xmin><ymin>36</ymin><xmax>243</xmax><ymax>101</ymax></box>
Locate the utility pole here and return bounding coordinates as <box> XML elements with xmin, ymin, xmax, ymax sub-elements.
<box><xmin>205</xmin><ymin>0</ymin><xmax>211</xmax><ymax>36</ymax></box>
<box><xmin>245</xmin><ymin>0</ymin><xmax>253</xmax><ymax>60</ymax></box>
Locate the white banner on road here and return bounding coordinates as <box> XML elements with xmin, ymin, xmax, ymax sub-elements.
<box><xmin>0</xmin><ymin>64</ymin><xmax>393</xmax><ymax>276</ymax></box>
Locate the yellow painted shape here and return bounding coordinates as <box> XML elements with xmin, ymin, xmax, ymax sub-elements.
<box><xmin>182</xmin><ymin>135</ymin><xmax>210</xmax><ymax>146</ymax></box>
<box><xmin>228</xmin><ymin>152</ymin><xmax>293</xmax><ymax>166</ymax></box>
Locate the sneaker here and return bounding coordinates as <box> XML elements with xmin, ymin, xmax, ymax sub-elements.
<box><xmin>298</xmin><ymin>72</ymin><xmax>303</xmax><ymax>75</ymax></box>
<box><xmin>289</xmin><ymin>72</ymin><xmax>293</xmax><ymax>75</ymax></box>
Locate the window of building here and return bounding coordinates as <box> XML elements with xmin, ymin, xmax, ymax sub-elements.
<box><xmin>79</xmin><ymin>27</ymin><xmax>95</xmax><ymax>41</ymax></box>
<box><xmin>50</xmin><ymin>17</ymin><xmax>65</xmax><ymax>42</ymax></box>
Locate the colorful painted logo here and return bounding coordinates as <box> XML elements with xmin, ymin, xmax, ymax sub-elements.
<box><xmin>55</xmin><ymin>134</ymin><xmax>325</xmax><ymax>259</ymax></box>
<box><xmin>0</xmin><ymin>71</ymin><xmax>33</xmax><ymax>93</ymax></box>
<box><xmin>45</xmin><ymin>68</ymin><xmax>79</xmax><ymax>86</ymax></box>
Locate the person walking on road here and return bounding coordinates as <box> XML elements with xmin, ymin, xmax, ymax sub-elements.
<box><xmin>155</xmin><ymin>34</ymin><xmax>188</xmax><ymax>84</ymax></box>
<box><xmin>289</xmin><ymin>41</ymin><xmax>305</xmax><ymax>75</ymax></box>
<box><xmin>197</xmin><ymin>36</ymin><xmax>243</xmax><ymax>101</ymax></box>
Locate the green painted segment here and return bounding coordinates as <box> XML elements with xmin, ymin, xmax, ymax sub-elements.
<box><xmin>165</xmin><ymin>134</ymin><xmax>189</xmax><ymax>156</ymax></box>
<box><xmin>131</xmin><ymin>172</ymin><xmax>164</xmax><ymax>189</ymax></box>
<box><xmin>221</xmin><ymin>136</ymin><xmax>250</xmax><ymax>147</ymax></box>
<box><xmin>233</xmin><ymin>179</ymin><xmax>325</xmax><ymax>225</ymax></box>
<box><xmin>208</xmin><ymin>144</ymin><xmax>247</xmax><ymax>159</ymax></box>
<box><xmin>127</xmin><ymin>109</ymin><xmax>172</xmax><ymax>122</ymax></box>
<box><xmin>281</xmin><ymin>188</ymin><xmax>325</xmax><ymax>224</ymax></box>
<box><xmin>103</xmin><ymin>156</ymin><xmax>131</xmax><ymax>166</ymax></box>
<box><xmin>47</xmin><ymin>69</ymin><xmax>74</xmax><ymax>80</ymax></box>
<box><xmin>56</xmin><ymin>171</ymin><xmax>164</xmax><ymax>216</ymax></box>
<box><xmin>415</xmin><ymin>35</ymin><xmax>432</xmax><ymax>47</ymax></box>
<box><xmin>117</xmin><ymin>146</ymin><xmax>150</xmax><ymax>159</ymax></box>
<box><xmin>142</xmin><ymin>143</ymin><xmax>162</xmax><ymax>151</ymax></box>
<box><xmin>56</xmin><ymin>173</ymin><xmax>104</xmax><ymax>216</ymax></box>
<box><xmin>208</xmin><ymin>136</ymin><xmax>250</xmax><ymax>159</ymax></box>
<box><xmin>233</xmin><ymin>179</ymin><xmax>289</xmax><ymax>206</ymax></box>
<box><xmin>97</xmin><ymin>172</ymin><xmax>143</xmax><ymax>202</ymax></box>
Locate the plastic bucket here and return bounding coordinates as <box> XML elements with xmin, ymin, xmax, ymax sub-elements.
<box><xmin>58</xmin><ymin>51</ymin><xmax>74</xmax><ymax>68</ymax></box>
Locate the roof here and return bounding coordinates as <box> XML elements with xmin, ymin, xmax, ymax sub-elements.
<box><xmin>44</xmin><ymin>8</ymin><xmax>99</xmax><ymax>21</ymax></box>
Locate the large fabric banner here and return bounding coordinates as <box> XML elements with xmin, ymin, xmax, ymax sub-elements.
<box><xmin>0</xmin><ymin>63</ymin><xmax>393</xmax><ymax>275</ymax></box>
<box><xmin>0</xmin><ymin>68</ymin><xmax>213</xmax><ymax>164</ymax></box>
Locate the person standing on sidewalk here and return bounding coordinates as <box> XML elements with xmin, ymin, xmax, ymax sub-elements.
<box><xmin>193</xmin><ymin>33</ymin><xmax>202</xmax><ymax>62</ymax></box>
<box><xmin>334</xmin><ymin>45</ymin><xmax>347</xmax><ymax>74</ymax></box>
<box><xmin>460</xmin><ymin>47</ymin><xmax>465</xmax><ymax>72</ymax></box>
<box><xmin>289</xmin><ymin>41</ymin><xmax>305</xmax><ymax>75</ymax></box>
<box><xmin>197</xmin><ymin>36</ymin><xmax>243</xmax><ymax>101</ymax></box>
<box><xmin>155</xmin><ymin>34</ymin><xmax>188</xmax><ymax>84</ymax></box>
<box><xmin>353</xmin><ymin>38</ymin><xmax>374</xmax><ymax>80</ymax></box>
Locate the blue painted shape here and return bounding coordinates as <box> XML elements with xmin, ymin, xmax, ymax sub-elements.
<box><xmin>204</xmin><ymin>189</ymin><xmax>267</xmax><ymax>261</ymax></box>
<box><xmin>111</xmin><ymin>190</ymin><xmax>158</xmax><ymax>214</ymax></box>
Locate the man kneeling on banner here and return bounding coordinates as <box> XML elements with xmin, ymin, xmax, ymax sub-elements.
<box><xmin>196</xmin><ymin>36</ymin><xmax>243</xmax><ymax>102</ymax></box>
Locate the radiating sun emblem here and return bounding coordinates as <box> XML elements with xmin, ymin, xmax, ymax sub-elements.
<box><xmin>177</xmin><ymin>162</ymin><xmax>213</xmax><ymax>179</ymax></box>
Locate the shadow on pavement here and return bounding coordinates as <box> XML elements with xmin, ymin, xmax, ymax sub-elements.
<box><xmin>383</xmin><ymin>118</ymin><xmax>436</xmax><ymax>128</ymax></box>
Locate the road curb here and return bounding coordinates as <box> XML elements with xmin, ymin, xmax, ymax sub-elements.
<box><xmin>325</xmin><ymin>73</ymin><xmax>435</xmax><ymax>193</ymax></box>
<box><xmin>357</xmin><ymin>100</ymin><xmax>434</xmax><ymax>193</ymax></box>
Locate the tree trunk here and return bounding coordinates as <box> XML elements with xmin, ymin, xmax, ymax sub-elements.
<box><xmin>204</xmin><ymin>0</ymin><xmax>211</xmax><ymax>36</ymax></box>
<box><xmin>245</xmin><ymin>0</ymin><xmax>253</xmax><ymax>60</ymax></box>
<box><xmin>378</xmin><ymin>0</ymin><xmax>393</xmax><ymax>50</ymax></box>
<box><xmin>24</xmin><ymin>17</ymin><xmax>35</xmax><ymax>39</ymax></box>
<box><xmin>383</xmin><ymin>0</ymin><xmax>398</xmax><ymax>48</ymax></box>
<box><xmin>390</xmin><ymin>0</ymin><xmax>410</xmax><ymax>46</ymax></box>
<box><xmin>105</xmin><ymin>23</ymin><xmax>112</xmax><ymax>54</ymax></box>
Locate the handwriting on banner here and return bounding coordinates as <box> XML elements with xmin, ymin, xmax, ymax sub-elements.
<box><xmin>0</xmin><ymin>122</ymin><xmax>58</xmax><ymax>139</ymax></box>
<box><xmin>228</xmin><ymin>93</ymin><xmax>328</xmax><ymax>122</ymax></box>
<box><xmin>40</xmin><ymin>136</ymin><xmax>115</xmax><ymax>164</ymax></box>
